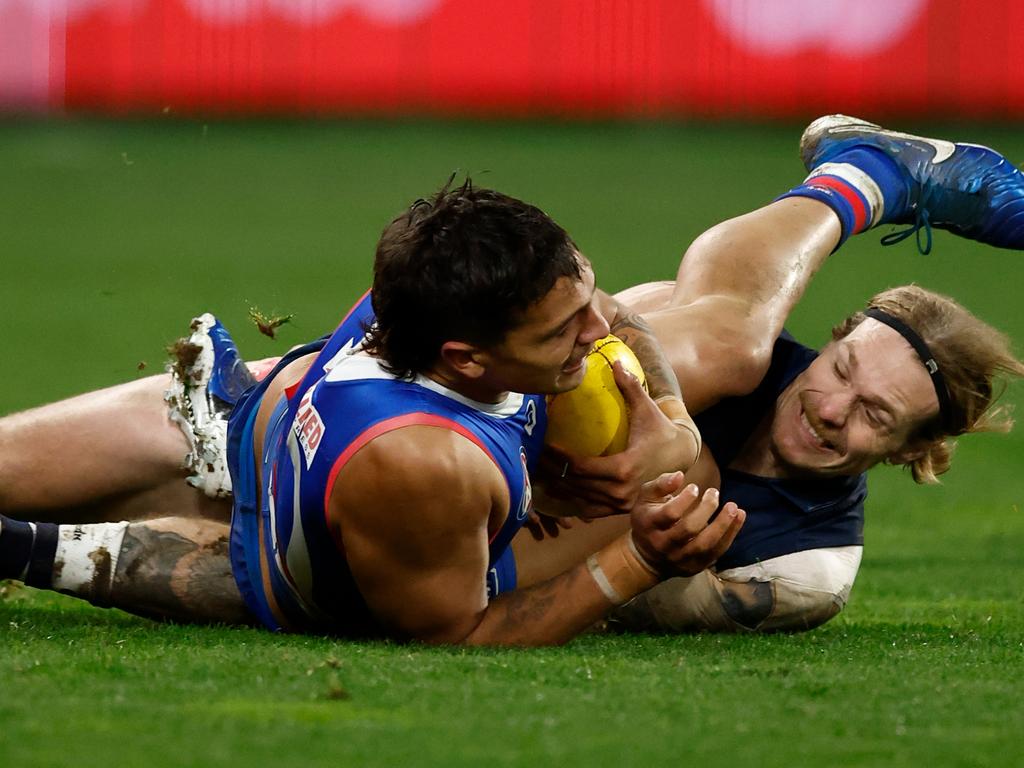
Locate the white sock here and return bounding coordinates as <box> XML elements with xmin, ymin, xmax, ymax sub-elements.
<box><xmin>52</xmin><ymin>522</ymin><xmax>130</xmax><ymax>602</ymax></box>
<box><xmin>805</xmin><ymin>162</ymin><xmax>886</xmax><ymax>229</ymax></box>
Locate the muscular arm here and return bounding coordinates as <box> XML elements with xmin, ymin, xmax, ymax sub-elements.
<box><xmin>333</xmin><ymin>426</ymin><xmax>742</xmax><ymax>646</ymax></box>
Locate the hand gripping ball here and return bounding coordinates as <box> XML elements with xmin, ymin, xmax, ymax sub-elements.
<box><xmin>544</xmin><ymin>335</ymin><xmax>647</xmax><ymax>456</ymax></box>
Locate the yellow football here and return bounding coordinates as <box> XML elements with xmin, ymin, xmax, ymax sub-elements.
<box><xmin>544</xmin><ymin>335</ymin><xmax>646</xmax><ymax>456</ymax></box>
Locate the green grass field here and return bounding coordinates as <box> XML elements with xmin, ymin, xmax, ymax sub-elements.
<box><xmin>1</xmin><ymin>119</ymin><xmax>1023</xmax><ymax>767</ymax></box>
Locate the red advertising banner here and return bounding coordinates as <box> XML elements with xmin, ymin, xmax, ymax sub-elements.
<box><xmin>2</xmin><ymin>0</ymin><xmax>1023</xmax><ymax>118</ymax></box>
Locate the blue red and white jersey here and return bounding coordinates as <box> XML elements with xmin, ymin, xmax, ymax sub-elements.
<box><xmin>227</xmin><ymin>292</ymin><xmax>546</xmax><ymax>636</ymax></box>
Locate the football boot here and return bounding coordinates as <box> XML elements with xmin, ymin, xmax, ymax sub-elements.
<box><xmin>165</xmin><ymin>313</ymin><xmax>254</xmax><ymax>498</ymax></box>
<box><xmin>801</xmin><ymin>114</ymin><xmax>1024</xmax><ymax>253</ymax></box>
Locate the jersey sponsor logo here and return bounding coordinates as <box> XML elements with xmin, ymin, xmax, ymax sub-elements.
<box><xmin>293</xmin><ymin>388</ymin><xmax>326</xmax><ymax>467</ymax></box>
<box><xmin>515</xmin><ymin>447</ymin><xmax>533</xmax><ymax>522</ymax></box>
<box><xmin>523</xmin><ymin>398</ymin><xmax>537</xmax><ymax>436</ymax></box>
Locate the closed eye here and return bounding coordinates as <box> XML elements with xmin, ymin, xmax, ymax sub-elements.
<box><xmin>864</xmin><ymin>404</ymin><xmax>893</xmax><ymax>431</ymax></box>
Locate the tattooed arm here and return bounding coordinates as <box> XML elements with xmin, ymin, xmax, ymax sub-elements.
<box><xmin>603</xmin><ymin>296</ymin><xmax>684</xmax><ymax>404</ymax></box>
<box><xmin>541</xmin><ymin>291</ymin><xmax>701</xmax><ymax>518</ymax></box>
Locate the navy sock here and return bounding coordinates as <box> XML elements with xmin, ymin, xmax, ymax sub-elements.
<box><xmin>0</xmin><ymin>515</ymin><xmax>59</xmax><ymax>588</ymax></box>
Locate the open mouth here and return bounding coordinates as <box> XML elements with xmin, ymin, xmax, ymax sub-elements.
<box><xmin>801</xmin><ymin>409</ymin><xmax>837</xmax><ymax>452</ymax></box>
<box><xmin>562</xmin><ymin>356</ymin><xmax>587</xmax><ymax>375</ymax></box>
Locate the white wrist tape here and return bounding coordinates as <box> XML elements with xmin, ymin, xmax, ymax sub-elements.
<box><xmin>587</xmin><ymin>533</ymin><xmax>661</xmax><ymax>606</ymax></box>
<box><xmin>626</xmin><ymin>531</ymin><xmax>661</xmax><ymax>577</ymax></box>
<box><xmin>587</xmin><ymin>554</ymin><xmax>625</xmax><ymax>604</ymax></box>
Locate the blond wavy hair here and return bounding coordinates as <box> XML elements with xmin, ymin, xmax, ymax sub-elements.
<box><xmin>832</xmin><ymin>285</ymin><xmax>1024</xmax><ymax>484</ymax></box>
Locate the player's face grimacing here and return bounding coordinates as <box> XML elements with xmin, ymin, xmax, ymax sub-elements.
<box><xmin>770</xmin><ymin>319</ymin><xmax>940</xmax><ymax>477</ymax></box>
<box><xmin>478</xmin><ymin>257</ymin><xmax>610</xmax><ymax>396</ymax></box>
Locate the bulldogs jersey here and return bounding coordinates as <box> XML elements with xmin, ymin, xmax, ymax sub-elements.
<box><xmin>227</xmin><ymin>292</ymin><xmax>546</xmax><ymax>636</ymax></box>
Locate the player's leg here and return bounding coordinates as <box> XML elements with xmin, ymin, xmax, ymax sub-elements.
<box><xmin>0</xmin><ymin>314</ymin><xmax>257</xmax><ymax>523</ymax></box>
<box><xmin>648</xmin><ymin>133</ymin><xmax>923</xmax><ymax>406</ymax></box>
<box><xmin>608</xmin><ymin>545</ymin><xmax>862</xmax><ymax>633</ymax></box>
<box><xmin>799</xmin><ymin>115</ymin><xmax>1024</xmax><ymax>252</ymax></box>
<box><xmin>625</xmin><ymin>116</ymin><xmax>1024</xmax><ymax>413</ymax></box>
<box><xmin>617</xmin><ymin>196</ymin><xmax>843</xmax><ymax>413</ymax></box>
<box><xmin>0</xmin><ymin>375</ymin><xmax>192</xmax><ymax>521</ymax></box>
<box><xmin>0</xmin><ymin>512</ymin><xmax>253</xmax><ymax>625</ymax></box>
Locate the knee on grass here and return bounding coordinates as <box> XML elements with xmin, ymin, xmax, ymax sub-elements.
<box><xmin>609</xmin><ymin>546</ymin><xmax>862</xmax><ymax>634</ymax></box>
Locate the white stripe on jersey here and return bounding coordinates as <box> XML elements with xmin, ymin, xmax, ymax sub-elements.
<box><xmin>262</xmin><ymin>431</ymin><xmax>329</xmax><ymax>624</ymax></box>
<box><xmin>324</xmin><ymin>350</ymin><xmax>526</xmax><ymax>418</ymax></box>
<box><xmin>284</xmin><ymin>429</ymin><xmax>318</xmax><ymax>610</ymax></box>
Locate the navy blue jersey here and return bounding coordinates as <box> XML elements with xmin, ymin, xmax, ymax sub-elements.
<box><xmin>696</xmin><ymin>332</ymin><xmax>866</xmax><ymax>571</ymax></box>
<box><xmin>227</xmin><ymin>292</ymin><xmax>545</xmax><ymax>636</ymax></box>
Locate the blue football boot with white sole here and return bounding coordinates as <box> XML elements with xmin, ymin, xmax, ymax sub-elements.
<box><xmin>801</xmin><ymin>115</ymin><xmax>1024</xmax><ymax>253</ymax></box>
<box><xmin>165</xmin><ymin>313</ymin><xmax>256</xmax><ymax>498</ymax></box>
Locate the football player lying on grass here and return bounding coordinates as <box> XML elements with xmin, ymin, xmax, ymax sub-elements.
<box><xmin>0</xmin><ymin>180</ymin><xmax>721</xmax><ymax>646</ymax></box>
<box><xmin>2</xmin><ymin>116</ymin><xmax>1024</xmax><ymax>641</ymax></box>
<box><xmin>514</xmin><ymin>116</ymin><xmax>1024</xmax><ymax>633</ymax></box>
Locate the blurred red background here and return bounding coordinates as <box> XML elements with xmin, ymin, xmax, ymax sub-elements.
<box><xmin>2</xmin><ymin>0</ymin><xmax>1021</xmax><ymax>118</ymax></box>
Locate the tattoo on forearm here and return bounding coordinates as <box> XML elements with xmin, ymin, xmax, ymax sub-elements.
<box><xmin>486</xmin><ymin>566</ymin><xmax>598</xmax><ymax>645</ymax></box>
<box><xmin>113</xmin><ymin>523</ymin><xmax>253</xmax><ymax>625</ymax></box>
<box><xmin>496</xmin><ymin>579</ymin><xmax>559</xmax><ymax>633</ymax></box>
<box><xmin>610</xmin><ymin>310</ymin><xmax>682</xmax><ymax>402</ymax></box>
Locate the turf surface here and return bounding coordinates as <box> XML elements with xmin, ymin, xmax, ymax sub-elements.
<box><xmin>1</xmin><ymin>119</ymin><xmax>1023</xmax><ymax>767</ymax></box>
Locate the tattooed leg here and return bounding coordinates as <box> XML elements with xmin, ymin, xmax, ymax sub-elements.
<box><xmin>110</xmin><ymin>517</ymin><xmax>254</xmax><ymax>625</ymax></box>
<box><xmin>1</xmin><ymin>513</ymin><xmax>254</xmax><ymax>626</ymax></box>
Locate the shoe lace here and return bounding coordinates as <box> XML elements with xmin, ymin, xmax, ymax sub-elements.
<box><xmin>880</xmin><ymin>207</ymin><xmax>933</xmax><ymax>255</ymax></box>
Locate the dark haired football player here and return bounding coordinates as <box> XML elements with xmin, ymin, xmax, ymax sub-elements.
<box><xmin>3</xmin><ymin>117</ymin><xmax>1024</xmax><ymax>638</ymax></box>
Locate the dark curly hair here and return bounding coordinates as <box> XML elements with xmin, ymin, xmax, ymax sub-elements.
<box><xmin>363</xmin><ymin>178</ymin><xmax>583</xmax><ymax>379</ymax></box>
